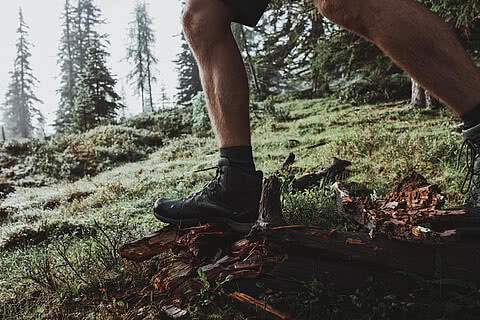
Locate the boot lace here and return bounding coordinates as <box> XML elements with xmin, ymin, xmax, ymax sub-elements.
<box><xmin>457</xmin><ymin>138</ymin><xmax>480</xmax><ymax>194</ymax></box>
<box><xmin>188</xmin><ymin>166</ymin><xmax>222</xmax><ymax>200</ymax></box>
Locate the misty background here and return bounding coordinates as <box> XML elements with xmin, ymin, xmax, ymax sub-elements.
<box><xmin>0</xmin><ymin>0</ymin><xmax>183</xmax><ymax>133</ymax></box>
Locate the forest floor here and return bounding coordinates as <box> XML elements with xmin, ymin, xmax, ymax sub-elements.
<box><xmin>0</xmin><ymin>96</ymin><xmax>477</xmax><ymax>319</ymax></box>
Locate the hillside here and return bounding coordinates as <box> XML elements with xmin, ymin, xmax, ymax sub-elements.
<box><xmin>1</xmin><ymin>97</ymin><xmax>476</xmax><ymax>319</ymax></box>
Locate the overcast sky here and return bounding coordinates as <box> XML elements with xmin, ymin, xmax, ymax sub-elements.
<box><xmin>0</xmin><ymin>0</ymin><xmax>183</xmax><ymax>132</ymax></box>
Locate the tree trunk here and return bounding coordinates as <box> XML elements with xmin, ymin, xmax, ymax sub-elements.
<box><xmin>147</xmin><ymin>58</ymin><xmax>154</xmax><ymax>113</ymax></box>
<box><xmin>137</xmin><ymin>19</ymin><xmax>145</xmax><ymax>113</ymax></box>
<box><xmin>411</xmin><ymin>78</ymin><xmax>442</xmax><ymax>109</ymax></box>
<box><xmin>411</xmin><ymin>79</ymin><xmax>426</xmax><ymax>108</ymax></box>
<box><xmin>311</xmin><ymin>14</ymin><xmax>330</xmax><ymax>98</ymax></box>
<box><xmin>240</xmin><ymin>26</ymin><xmax>260</xmax><ymax>99</ymax></box>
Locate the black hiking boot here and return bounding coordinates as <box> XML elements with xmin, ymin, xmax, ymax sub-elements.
<box><xmin>153</xmin><ymin>158</ymin><xmax>263</xmax><ymax>232</ymax></box>
<box><xmin>458</xmin><ymin>124</ymin><xmax>480</xmax><ymax>207</ymax></box>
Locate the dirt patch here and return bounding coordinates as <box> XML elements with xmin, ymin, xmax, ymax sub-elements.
<box><xmin>0</xmin><ymin>207</ymin><xmax>11</xmax><ymax>223</ymax></box>
<box><xmin>1</xmin><ymin>222</ymin><xmax>95</xmax><ymax>251</ymax></box>
<box><xmin>42</xmin><ymin>191</ymin><xmax>94</xmax><ymax>210</ymax></box>
<box><xmin>0</xmin><ymin>181</ymin><xmax>15</xmax><ymax>199</ymax></box>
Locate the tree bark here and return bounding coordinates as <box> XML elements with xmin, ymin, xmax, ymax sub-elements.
<box><xmin>411</xmin><ymin>79</ymin><xmax>427</xmax><ymax>108</ymax></box>
<box><xmin>311</xmin><ymin>14</ymin><xmax>330</xmax><ymax>98</ymax></box>
<box><xmin>411</xmin><ymin>78</ymin><xmax>442</xmax><ymax>109</ymax></box>
<box><xmin>240</xmin><ymin>26</ymin><xmax>261</xmax><ymax>99</ymax></box>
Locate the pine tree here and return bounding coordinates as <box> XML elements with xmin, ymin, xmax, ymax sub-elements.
<box><xmin>118</xmin><ymin>80</ymin><xmax>129</xmax><ymax>121</ymax></box>
<box><xmin>230</xmin><ymin>1</ymin><xmax>322</xmax><ymax>100</ymax></box>
<box><xmin>55</xmin><ymin>0</ymin><xmax>76</xmax><ymax>133</ymax></box>
<box><xmin>2</xmin><ymin>8</ymin><xmax>43</xmax><ymax>138</ymax></box>
<box><xmin>126</xmin><ymin>0</ymin><xmax>158</xmax><ymax>113</ymax></box>
<box><xmin>76</xmin><ymin>0</ymin><xmax>106</xmax><ymax>72</ymax></box>
<box><xmin>72</xmin><ymin>83</ymin><xmax>95</xmax><ymax>133</ymax></box>
<box><xmin>2</xmin><ymin>64</ymin><xmax>22</xmax><ymax>138</ymax></box>
<box><xmin>72</xmin><ymin>40</ymin><xmax>120</xmax><ymax>132</ymax></box>
<box><xmin>55</xmin><ymin>0</ymin><xmax>106</xmax><ymax>133</ymax></box>
<box><xmin>174</xmin><ymin>32</ymin><xmax>202</xmax><ymax>106</ymax></box>
<box><xmin>159</xmin><ymin>82</ymin><xmax>170</xmax><ymax>109</ymax></box>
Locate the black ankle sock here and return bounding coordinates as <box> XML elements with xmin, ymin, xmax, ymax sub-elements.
<box><xmin>220</xmin><ymin>145</ymin><xmax>255</xmax><ymax>173</ymax></box>
<box><xmin>461</xmin><ymin>104</ymin><xmax>480</xmax><ymax>129</ymax></box>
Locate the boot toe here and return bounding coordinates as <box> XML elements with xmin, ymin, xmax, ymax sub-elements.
<box><xmin>153</xmin><ymin>198</ymin><xmax>180</xmax><ymax>216</ymax></box>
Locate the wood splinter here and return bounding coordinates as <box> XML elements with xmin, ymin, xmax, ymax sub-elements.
<box><xmin>229</xmin><ymin>291</ymin><xmax>294</xmax><ymax>320</ymax></box>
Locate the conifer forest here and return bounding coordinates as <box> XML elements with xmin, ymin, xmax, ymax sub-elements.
<box><xmin>1</xmin><ymin>1</ymin><xmax>480</xmax><ymax>319</ymax></box>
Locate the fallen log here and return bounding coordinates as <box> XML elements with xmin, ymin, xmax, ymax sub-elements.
<box><xmin>120</xmin><ymin>221</ymin><xmax>480</xmax><ymax>319</ymax></box>
<box><xmin>119</xmin><ymin>161</ymin><xmax>480</xmax><ymax>318</ymax></box>
<box><xmin>280</xmin><ymin>152</ymin><xmax>295</xmax><ymax>171</ymax></box>
<box><xmin>292</xmin><ymin>157</ymin><xmax>351</xmax><ymax>192</ymax></box>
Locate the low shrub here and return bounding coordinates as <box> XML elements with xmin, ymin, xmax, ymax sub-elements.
<box><xmin>336</xmin><ymin>73</ymin><xmax>411</xmax><ymax>105</ymax></box>
<box><xmin>0</xmin><ymin>125</ymin><xmax>165</xmax><ymax>182</ymax></box>
<box><xmin>124</xmin><ymin>108</ymin><xmax>192</xmax><ymax>137</ymax></box>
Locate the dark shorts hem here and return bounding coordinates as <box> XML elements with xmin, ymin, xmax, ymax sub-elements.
<box><xmin>222</xmin><ymin>0</ymin><xmax>270</xmax><ymax>27</ymax></box>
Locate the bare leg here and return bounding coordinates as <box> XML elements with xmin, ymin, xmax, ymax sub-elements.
<box><xmin>155</xmin><ymin>0</ymin><xmax>262</xmax><ymax>227</ymax></box>
<box><xmin>183</xmin><ymin>0</ymin><xmax>250</xmax><ymax>147</ymax></box>
<box><xmin>316</xmin><ymin>0</ymin><xmax>480</xmax><ymax>116</ymax></box>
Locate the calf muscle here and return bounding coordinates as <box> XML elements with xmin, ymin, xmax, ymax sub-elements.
<box><xmin>316</xmin><ymin>0</ymin><xmax>480</xmax><ymax>115</ymax></box>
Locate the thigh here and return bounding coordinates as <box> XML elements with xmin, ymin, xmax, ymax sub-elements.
<box><xmin>221</xmin><ymin>0</ymin><xmax>270</xmax><ymax>27</ymax></box>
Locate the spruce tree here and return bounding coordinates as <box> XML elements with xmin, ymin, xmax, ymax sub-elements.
<box><xmin>126</xmin><ymin>0</ymin><xmax>158</xmax><ymax>113</ymax></box>
<box><xmin>56</xmin><ymin>0</ymin><xmax>76</xmax><ymax>133</ymax></box>
<box><xmin>174</xmin><ymin>32</ymin><xmax>202</xmax><ymax>106</ymax></box>
<box><xmin>118</xmin><ymin>81</ymin><xmax>129</xmax><ymax>121</ymax></box>
<box><xmin>159</xmin><ymin>82</ymin><xmax>170</xmax><ymax>109</ymax></box>
<box><xmin>230</xmin><ymin>1</ymin><xmax>322</xmax><ymax>100</ymax></box>
<box><xmin>55</xmin><ymin>0</ymin><xmax>106</xmax><ymax>133</ymax></box>
<box><xmin>72</xmin><ymin>40</ymin><xmax>120</xmax><ymax>132</ymax></box>
<box><xmin>72</xmin><ymin>83</ymin><xmax>95</xmax><ymax>133</ymax></box>
<box><xmin>76</xmin><ymin>0</ymin><xmax>106</xmax><ymax>72</ymax></box>
<box><xmin>2</xmin><ymin>8</ymin><xmax>43</xmax><ymax>138</ymax></box>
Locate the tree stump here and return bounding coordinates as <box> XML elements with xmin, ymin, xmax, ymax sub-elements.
<box><xmin>248</xmin><ymin>175</ymin><xmax>285</xmax><ymax>239</ymax></box>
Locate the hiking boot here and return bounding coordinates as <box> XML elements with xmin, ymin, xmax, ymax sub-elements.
<box><xmin>153</xmin><ymin>158</ymin><xmax>263</xmax><ymax>232</ymax></box>
<box><xmin>458</xmin><ymin>124</ymin><xmax>480</xmax><ymax>207</ymax></box>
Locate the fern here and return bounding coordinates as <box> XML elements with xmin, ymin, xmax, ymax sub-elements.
<box><xmin>428</xmin><ymin>278</ymin><xmax>477</xmax><ymax>291</ymax></box>
<box><xmin>433</xmin><ymin>251</ymin><xmax>447</xmax><ymax>280</ymax></box>
<box><xmin>394</xmin><ymin>270</ymin><xmax>427</xmax><ymax>286</ymax></box>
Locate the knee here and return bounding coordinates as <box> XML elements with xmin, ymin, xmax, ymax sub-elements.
<box><xmin>182</xmin><ymin>0</ymin><xmax>205</xmax><ymax>39</ymax></box>
<box><xmin>316</xmin><ymin>0</ymin><xmax>369</xmax><ymax>37</ymax></box>
<box><xmin>182</xmin><ymin>0</ymin><xmax>232</xmax><ymax>48</ymax></box>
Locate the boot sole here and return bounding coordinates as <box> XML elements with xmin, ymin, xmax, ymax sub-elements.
<box><xmin>153</xmin><ymin>212</ymin><xmax>254</xmax><ymax>233</ymax></box>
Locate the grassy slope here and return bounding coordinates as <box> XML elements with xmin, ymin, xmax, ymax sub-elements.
<box><xmin>0</xmin><ymin>97</ymin><xmax>473</xmax><ymax>319</ymax></box>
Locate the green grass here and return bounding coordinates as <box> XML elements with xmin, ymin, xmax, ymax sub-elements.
<box><xmin>0</xmin><ymin>96</ymin><xmax>475</xmax><ymax>319</ymax></box>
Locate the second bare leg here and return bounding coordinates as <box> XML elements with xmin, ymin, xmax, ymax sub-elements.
<box><xmin>316</xmin><ymin>0</ymin><xmax>480</xmax><ymax>116</ymax></box>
